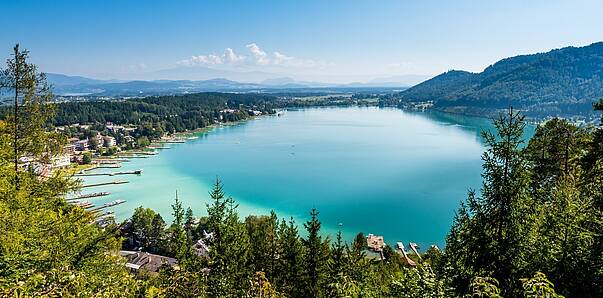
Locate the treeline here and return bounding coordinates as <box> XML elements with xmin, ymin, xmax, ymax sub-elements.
<box><xmin>50</xmin><ymin>93</ymin><xmax>278</xmax><ymax>133</ymax></box>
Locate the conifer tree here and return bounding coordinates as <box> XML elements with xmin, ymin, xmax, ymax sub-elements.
<box><xmin>275</xmin><ymin>217</ymin><xmax>306</xmax><ymax>298</ymax></box>
<box><xmin>205</xmin><ymin>178</ymin><xmax>251</xmax><ymax>296</ymax></box>
<box><xmin>446</xmin><ymin>107</ymin><xmax>533</xmax><ymax>296</ymax></box>
<box><xmin>302</xmin><ymin>208</ymin><xmax>329</xmax><ymax>297</ymax></box>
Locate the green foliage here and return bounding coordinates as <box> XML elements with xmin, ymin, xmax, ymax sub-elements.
<box><xmin>274</xmin><ymin>217</ymin><xmax>306</xmax><ymax>297</ymax></box>
<box><xmin>82</xmin><ymin>152</ymin><xmax>92</xmax><ymax>164</ymax></box>
<box><xmin>466</xmin><ymin>277</ymin><xmax>502</xmax><ymax>298</ymax></box>
<box><xmin>392</xmin><ymin>42</ymin><xmax>603</xmax><ymax>118</ymax></box>
<box><xmin>446</xmin><ymin>108</ymin><xmax>533</xmax><ymax>296</ymax></box>
<box><xmin>122</xmin><ymin>206</ymin><xmax>166</xmax><ymax>253</ymax></box>
<box><xmin>0</xmin><ymin>44</ymin><xmax>142</xmax><ymax>296</ymax></box>
<box><xmin>136</xmin><ymin>136</ymin><xmax>151</xmax><ymax>148</ymax></box>
<box><xmin>302</xmin><ymin>208</ymin><xmax>330</xmax><ymax>297</ymax></box>
<box><xmin>48</xmin><ymin>92</ymin><xmax>277</xmax><ymax>133</ymax></box>
<box><xmin>205</xmin><ymin>178</ymin><xmax>251</xmax><ymax>297</ymax></box>
<box><xmin>445</xmin><ymin>106</ymin><xmax>603</xmax><ymax>297</ymax></box>
<box><xmin>521</xmin><ymin>272</ymin><xmax>564</xmax><ymax>298</ymax></box>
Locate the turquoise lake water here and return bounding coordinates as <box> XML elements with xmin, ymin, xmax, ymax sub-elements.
<box><xmin>79</xmin><ymin>107</ymin><xmax>530</xmax><ymax>247</ymax></box>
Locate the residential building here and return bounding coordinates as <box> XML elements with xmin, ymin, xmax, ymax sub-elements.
<box><xmin>103</xmin><ymin>136</ymin><xmax>116</xmax><ymax>147</ymax></box>
<box><xmin>120</xmin><ymin>251</ymin><xmax>178</xmax><ymax>275</ymax></box>
<box><xmin>75</xmin><ymin>139</ymin><xmax>89</xmax><ymax>151</ymax></box>
<box><xmin>367</xmin><ymin>234</ymin><xmax>385</xmax><ymax>252</ymax></box>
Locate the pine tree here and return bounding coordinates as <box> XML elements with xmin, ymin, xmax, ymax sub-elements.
<box><xmin>205</xmin><ymin>178</ymin><xmax>251</xmax><ymax>297</ymax></box>
<box><xmin>245</xmin><ymin>211</ymin><xmax>279</xmax><ymax>279</ymax></box>
<box><xmin>445</xmin><ymin>107</ymin><xmax>533</xmax><ymax>296</ymax></box>
<box><xmin>169</xmin><ymin>192</ymin><xmax>194</xmax><ymax>265</ymax></box>
<box><xmin>275</xmin><ymin>217</ymin><xmax>306</xmax><ymax>298</ymax></box>
<box><xmin>580</xmin><ymin>99</ymin><xmax>603</xmax><ymax>297</ymax></box>
<box><xmin>184</xmin><ymin>207</ymin><xmax>195</xmax><ymax>240</ymax></box>
<box><xmin>302</xmin><ymin>208</ymin><xmax>329</xmax><ymax>297</ymax></box>
<box><xmin>326</xmin><ymin>229</ymin><xmax>351</xmax><ymax>296</ymax></box>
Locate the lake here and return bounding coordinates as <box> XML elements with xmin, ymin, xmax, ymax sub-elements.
<box><xmin>79</xmin><ymin>107</ymin><xmax>526</xmax><ymax>247</ymax></box>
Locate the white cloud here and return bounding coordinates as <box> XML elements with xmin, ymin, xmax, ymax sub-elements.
<box><xmin>224</xmin><ymin>48</ymin><xmax>244</xmax><ymax>64</ymax></box>
<box><xmin>178</xmin><ymin>43</ymin><xmax>325</xmax><ymax>69</ymax></box>
<box><xmin>177</xmin><ymin>48</ymin><xmax>244</xmax><ymax>66</ymax></box>
<box><xmin>245</xmin><ymin>43</ymin><xmax>269</xmax><ymax>65</ymax></box>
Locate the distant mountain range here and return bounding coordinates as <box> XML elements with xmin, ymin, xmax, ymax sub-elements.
<box><xmin>398</xmin><ymin>42</ymin><xmax>603</xmax><ymax>118</ymax></box>
<box><xmin>45</xmin><ymin>73</ymin><xmax>417</xmax><ymax>96</ymax></box>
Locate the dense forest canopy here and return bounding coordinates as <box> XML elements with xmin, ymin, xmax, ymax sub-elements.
<box><xmin>391</xmin><ymin>42</ymin><xmax>603</xmax><ymax>119</ymax></box>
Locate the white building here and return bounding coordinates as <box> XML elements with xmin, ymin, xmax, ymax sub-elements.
<box><xmin>103</xmin><ymin>136</ymin><xmax>117</xmax><ymax>147</ymax></box>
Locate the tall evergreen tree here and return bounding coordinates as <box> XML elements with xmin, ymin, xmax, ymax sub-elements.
<box><xmin>245</xmin><ymin>211</ymin><xmax>279</xmax><ymax>279</ymax></box>
<box><xmin>275</xmin><ymin>217</ymin><xmax>306</xmax><ymax>298</ymax></box>
<box><xmin>302</xmin><ymin>208</ymin><xmax>329</xmax><ymax>297</ymax></box>
<box><xmin>169</xmin><ymin>192</ymin><xmax>195</xmax><ymax>265</ymax></box>
<box><xmin>445</xmin><ymin>107</ymin><xmax>533</xmax><ymax>296</ymax></box>
<box><xmin>205</xmin><ymin>178</ymin><xmax>251</xmax><ymax>297</ymax></box>
<box><xmin>580</xmin><ymin>99</ymin><xmax>603</xmax><ymax>297</ymax></box>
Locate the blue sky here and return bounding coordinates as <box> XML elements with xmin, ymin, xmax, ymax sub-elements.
<box><xmin>1</xmin><ymin>0</ymin><xmax>602</xmax><ymax>83</ymax></box>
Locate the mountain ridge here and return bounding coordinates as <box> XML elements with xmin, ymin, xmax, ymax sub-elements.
<box><xmin>398</xmin><ymin>42</ymin><xmax>603</xmax><ymax>118</ymax></box>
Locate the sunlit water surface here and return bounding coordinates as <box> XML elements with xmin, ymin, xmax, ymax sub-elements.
<box><xmin>80</xmin><ymin>107</ymin><xmax>533</xmax><ymax>247</ymax></box>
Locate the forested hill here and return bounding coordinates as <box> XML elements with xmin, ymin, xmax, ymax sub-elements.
<box><xmin>397</xmin><ymin>42</ymin><xmax>603</xmax><ymax>118</ymax></box>
<box><xmin>51</xmin><ymin>92</ymin><xmax>278</xmax><ymax>132</ymax></box>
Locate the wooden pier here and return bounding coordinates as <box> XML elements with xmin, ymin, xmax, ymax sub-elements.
<box><xmin>129</xmin><ymin>151</ymin><xmax>157</xmax><ymax>156</ymax></box>
<box><xmin>157</xmin><ymin>140</ymin><xmax>186</xmax><ymax>144</ymax></box>
<box><xmin>118</xmin><ymin>155</ymin><xmax>150</xmax><ymax>159</ymax></box>
<box><xmin>89</xmin><ymin>199</ymin><xmax>126</xmax><ymax>212</ymax></box>
<box><xmin>75</xmin><ymin>169</ymin><xmax>142</xmax><ymax>177</ymax></box>
<box><xmin>96</xmin><ymin>159</ymin><xmax>130</xmax><ymax>163</ymax></box>
<box><xmin>82</xmin><ymin>180</ymin><xmax>129</xmax><ymax>188</ymax></box>
<box><xmin>95</xmin><ymin>164</ymin><xmax>122</xmax><ymax>169</ymax></box>
<box><xmin>67</xmin><ymin>192</ymin><xmax>110</xmax><ymax>201</ymax></box>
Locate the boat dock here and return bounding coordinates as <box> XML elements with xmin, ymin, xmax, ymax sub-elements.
<box><xmin>72</xmin><ymin>201</ymin><xmax>94</xmax><ymax>209</ymax></box>
<box><xmin>89</xmin><ymin>199</ymin><xmax>126</xmax><ymax>212</ymax></box>
<box><xmin>75</xmin><ymin>169</ymin><xmax>142</xmax><ymax>177</ymax></box>
<box><xmin>157</xmin><ymin>140</ymin><xmax>186</xmax><ymax>143</ymax></box>
<box><xmin>82</xmin><ymin>180</ymin><xmax>129</xmax><ymax>188</ymax></box>
<box><xmin>118</xmin><ymin>155</ymin><xmax>150</xmax><ymax>159</ymax></box>
<box><xmin>92</xmin><ymin>164</ymin><xmax>122</xmax><ymax>169</ymax></box>
<box><xmin>129</xmin><ymin>151</ymin><xmax>157</xmax><ymax>156</ymax></box>
<box><xmin>96</xmin><ymin>159</ymin><xmax>130</xmax><ymax>163</ymax></box>
<box><xmin>67</xmin><ymin>192</ymin><xmax>110</xmax><ymax>201</ymax></box>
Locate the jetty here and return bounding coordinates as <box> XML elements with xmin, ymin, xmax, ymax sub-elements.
<box><xmin>129</xmin><ymin>151</ymin><xmax>157</xmax><ymax>156</ymax></box>
<box><xmin>71</xmin><ymin>201</ymin><xmax>94</xmax><ymax>209</ymax></box>
<box><xmin>396</xmin><ymin>242</ymin><xmax>417</xmax><ymax>267</ymax></box>
<box><xmin>82</xmin><ymin>180</ymin><xmax>129</xmax><ymax>188</ymax></box>
<box><xmin>95</xmin><ymin>164</ymin><xmax>122</xmax><ymax>169</ymax></box>
<box><xmin>161</xmin><ymin>140</ymin><xmax>186</xmax><ymax>143</ymax></box>
<box><xmin>89</xmin><ymin>199</ymin><xmax>126</xmax><ymax>212</ymax></box>
<box><xmin>75</xmin><ymin>169</ymin><xmax>142</xmax><ymax>177</ymax></box>
<box><xmin>148</xmin><ymin>145</ymin><xmax>170</xmax><ymax>149</ymax></box>
<box><xmin>67</xmin><ymin>192</ymin><xmax>110</xmax><ymax>201</ymax></box>
<box><xmin>96</xmin><ymin>159</ymin><xmax>129</xmax><ymax>163</ymax></box>
<box><xmin>118</xmin><ymin>155</ymin><xmax>150</xmax><ymax>159</ymax></box>
<box><xmin>409</xmin><ymin>243</ymin><xmax>422</xmax><ymax>261</ymax></box>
